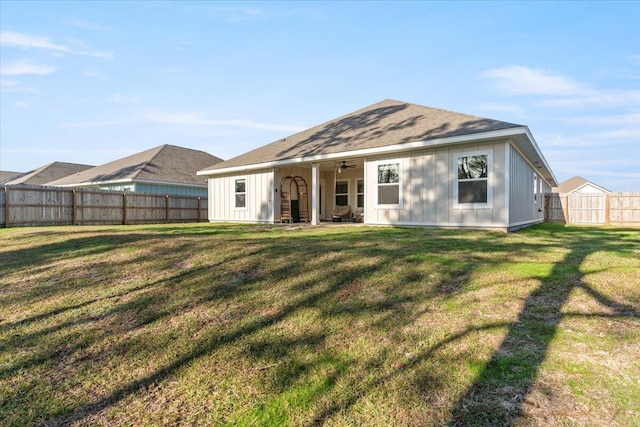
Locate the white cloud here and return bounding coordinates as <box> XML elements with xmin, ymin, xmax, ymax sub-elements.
<box><xmin>474</xmin><ymin>102</ymin><xmax>525</xmax><ymax>116</ymax></box>
<box><xmin>481</xmin><ymin>65</ymin><xmax>585</xmax><ymax>96</ymax></box>
<box><xmin>110</xmin><ymin>94</ymin><xmax>140</xmax><ymax>104</ymax></box>
<box><xmin>0</xmin><ymin>31</ymin><xmax>113</xmax><ymax>60</ymax></box>
<box><xmin>566</xmin><ymin>113</ymin><xmax>640</xmax><ymax>125</ymax></box>
<box><xmin>57</xmin><ymin>119</ymin><xmax>135</xmax><ymax>129</ymax></box>
<box><xmin>537</xmin><ymin>90</ymin><xmax>640</xmax><ymax>108</ymax></box>
<box><xmin>0</xmin><ymin>31</ymin><xmax>69</xmax><ymax>52</ymax></box>
<box><xmin>141</xmin><ymin>111</ymin><xmax>306</xmax><ymax>132</ymax></box>
<box><xmin>0</xmin><ymin>59</ymin><xmax>56</xmax><ymax>75</ymax></box>
<box><xmin>0</xmin><ymin>78</ymin><xmax>18</xmax><ymax>88</ymax></box>
<box><xmin>58</xmin><ymin>110</ymin><xmax>306</xmax><ymax>133</ymax></box>
<box><xmin>71</xmin><ymin>20</ymin><xmax>111</xmax><ymax>32</ymax></box>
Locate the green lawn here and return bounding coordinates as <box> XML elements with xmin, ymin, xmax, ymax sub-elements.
<box><xmin>1</xmin><ymin>222</ymin><xmax>639</xmax><ymax>426</ymax></box>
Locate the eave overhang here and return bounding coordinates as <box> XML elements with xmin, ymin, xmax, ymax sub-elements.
<box><xmin>198</xmin><ymin>126</ymin><xmax>558</xmax><ymax>187</ymax></box>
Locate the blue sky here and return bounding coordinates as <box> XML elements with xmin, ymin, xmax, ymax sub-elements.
<box><xmin>1</xmin><ymin>1</ymin><xmax>638</xmax><ymax>191</ymax></box>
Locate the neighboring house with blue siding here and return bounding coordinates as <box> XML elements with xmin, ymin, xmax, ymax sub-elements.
<box><xmin>48</xmin><ymin>144</ymin><xmax>223</xmax><ymax>197</ymax></box>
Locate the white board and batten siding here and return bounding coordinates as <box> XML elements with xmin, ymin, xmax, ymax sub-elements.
<box><xmin>507</xmin><ymin>143</ymin><xmax>549</xmax><ymax>229</ymax></box>
<box><xmin>364</xmin><ymin>141</ymin><xmax>509</xmax><ymax>229</ymax></box>
<box><xmin>207</xmin><ymin>169</ymin><xmax>275</xmax><ymax>223</ymax></box>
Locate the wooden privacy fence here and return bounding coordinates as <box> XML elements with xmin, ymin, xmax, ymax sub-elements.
<box><xmin>545</xmin><ymin>193</ymin><xmax>640</xmax><ymax>226</ymax></box>
<box><xmin>0</xmin><ymin>186</ymin><xmax>207</xmax><ymax>227</ymax></box>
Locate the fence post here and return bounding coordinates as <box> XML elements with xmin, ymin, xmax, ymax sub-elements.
<box><xmin>544</xmin><ymin>194</ymin><xmax>549</xmax><ymax>221</ymax></box>
<box><xmin>3</xmin><ymin>187</ymin><xmax>8</xmax><ymax>228</ymax></box>
<box><xmin>165</xmin><ymin>195</ymin><xmax>170</xmax><ymax>223</ymax></box>
<box><xmin>197</xmin><ymin>197</ymin><xmax>202</xmax><ymax>222</ymax></box>
<box><xmin>72</xmin><ymin>190</ymin><xmax>77</xmax><ymax>225</ymax></box>
<box><xmin>123</xmin><ymin>192</ymin><xmax>128</xmax><ymax>225</ymax></box>
<box><xmin>605</xmin><ymin>194</ymin><xmax>611</xmax><ymax>225</ymax></box>
<box><xmin>563</xmin><ymin>194</ymin><xmax>570</xmax><ymax>224</ymax></box>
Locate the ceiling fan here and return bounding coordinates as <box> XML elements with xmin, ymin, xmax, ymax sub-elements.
<box><xmin>337</xmin><ymin>161</ymin><xmax>356</xmax><ymax>173</ymax></box>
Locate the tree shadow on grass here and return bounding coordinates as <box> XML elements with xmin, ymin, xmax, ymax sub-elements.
<box><xmin>447</xmin><ymin>226</ymin><xmax>640</xmax><ymax>426</ymax></box>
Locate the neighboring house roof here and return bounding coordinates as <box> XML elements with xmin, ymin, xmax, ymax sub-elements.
<box><xmin>199</xmin><ymin>99</ymin><xmax>557</xmax><ymax>186</ymax></box>
<box><xmin>0</xmin><ymin>171</ymin><xmax>23</xmax><ymax>184</ymax></box>
<box><xmin>48</xmin><ymin>144</ymin><xmax>223</xmax><ymax>187</ymax></box>
<box><xmin>3</xmin><ymin>162</ymin><xmax>94</xmax><ymax>186</ymax></box>
<box><xmin>552</xmin><ymin>176</ymin><xmax>611</xmax><ymax>193</ymax></box>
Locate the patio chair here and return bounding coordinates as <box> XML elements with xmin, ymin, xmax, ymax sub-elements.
<box><xmin>332</xmin><ymin>205</ymin><xmax>352</xmax><ymax>222</ymax></box>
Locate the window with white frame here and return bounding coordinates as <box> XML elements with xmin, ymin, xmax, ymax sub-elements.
<box><xmin>335</xmin><ymin>180</ymin><xmax>348</xmax><ymax>206</ymax></box>
<box><xmin>533</xmin><ymin>174</ymin><xmax>538</xmax><ymax>203</ymax></box>
<box><xmin>234</xmin><ymin>178</ymin><xmax>246</xmax><ymax>209</ymax></box>
<box><xmin>377</xmin><ymin>162</ymin><xmax>400</xmax><ymax>206</ymax></box>
<box><xmin>455</xmin><ymin>151</ymin><xmax>491</xmax><ymax>207</ymax></box>
<box><xmin>356</xmin><ymin>179</ymin><xmax>365</xmax><ymax>208</ymax></box>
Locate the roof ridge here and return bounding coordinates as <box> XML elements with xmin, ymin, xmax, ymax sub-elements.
<box><xmin>130</xmin><ymin>144</ymin><xmax>167</xmax><ymax>180</ymax></box>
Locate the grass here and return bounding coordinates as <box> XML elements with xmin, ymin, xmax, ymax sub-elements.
<box><xmin>0</xmin><ymin>222</ymin><xmax>639</xmax><ymax>426</ymax></box>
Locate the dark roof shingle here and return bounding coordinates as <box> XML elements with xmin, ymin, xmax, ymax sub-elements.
<box><xmin>4</xmin><ymin>162</ymin><xmax>94</xmax><ymax>186</ymax></box>
<box><xmin>204</xmin><ymin>99</ymin><xmax>521</xmax><ymax>171</ymax></box>
<box><xmin>48</xmin><ymin>144</ymin><xmax>223</xmax><ymax>187</ymax></box>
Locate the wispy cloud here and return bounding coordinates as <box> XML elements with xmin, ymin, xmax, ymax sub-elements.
<box><xmin>71</xmin><ymin>20</ymin><xmax>112</xmax><ymax>32</ymax></box>
<box><xmin>474</xmin><ymin>102</ymin><xmax>525</xmax><ymax>116</ymax></box>
<box><xmin>58</xmin><ymin>110</ymin><xmax>305</xmax><ymax>133</ymax></box>
<box><xmin>0</xmin><ymin>30</ymin><xmax>113</xmax><ymax>60</ymax></box>
<box><xmin>566</xmin><ymin>113</ymin><xmax>640</xmax><ymax>126</ymax></box>
<box><xmin>57</xmin><ymin>118</ymin><xmax>136</xmax><ymax>129</ymax></box>
<box><xmin>0</xmin><ymin>59</ymin><xmax>56</xmax><ymax>75</ymax></box>
<box><xmin>482</xmin><ymin>65</ymin><xmax>640</xmax><ymax>108</ymax></box>
<box><xmin>481</xmin><ymin>65</ymin><xmax>585</xmax><ymax>96</ymax></box>
<box><xmin>0</xmin><ymin>31</ymin><xmax>69</xmax><ymax>52</ymax></box>
<box><xmin>110</xmin><ymin>94</ymin><xmax>140</xmax><ymax>104</ymax></box>
<box><xmin>141</xmin><ymin>111</ymin><xmax>305</xmax><ymax>132</ymax></box>
<box><xmin>536</xmin><ymin>90</ymin><xmax>640</xmax><ymax>108</ymax></box>
<box><xmin>0</xmin><ymin>78</ymin><xmax>35</xmax><ymax>93</ymax></box>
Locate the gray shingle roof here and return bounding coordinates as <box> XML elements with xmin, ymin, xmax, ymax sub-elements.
<box><xmin>203</xmin><ymin>99</ymin><xmax>521</xmax><ymax>171</ymax></box>
<box><xmin>553</xmin><ymin>176</ymin><xmax>611</xmax><ymax>193</ymax></box>
<box><xmin>0</xmin><ymin>171</ymin><xmax>23</xmax><ymax>184</ymax></box>
<box><xmin>48</xmin><ymin>144</ymin><xmax>223</xmax><ymax>187</ymax></box>
<box><xmin>4</xmin><ymin>162</ymin><xmax>94</xmax><ymax>186</ymax></box>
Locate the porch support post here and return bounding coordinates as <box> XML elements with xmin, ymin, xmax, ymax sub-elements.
<box><xmin>311</xmin><ymin>162</ymin><xmax>320</xmax><ymax>225</ymax></box>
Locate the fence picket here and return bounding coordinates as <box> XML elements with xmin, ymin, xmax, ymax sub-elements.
<box><xmin>0</xmin><ymin>185</ymin><xmax>208</xmax><ymax>227</ymax></box>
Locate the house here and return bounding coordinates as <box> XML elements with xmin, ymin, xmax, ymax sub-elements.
<box><xmin>198</xmin><ymin>99</ymin><xmax>557</xmax><ymax>231</ymax></box>
<box><xmin>48</xmin><ymin>144</ymin><xmax>223</xmax><ymax>197</ymax></box>
<box><xmin>3</xmin><ymin>162</ymin><xmax>94</xmax><ymax>186</ymax></box>
<box><xmin>552</xmin><ymin>176</ymin><xmax>611</xmax><ymax>194</ymax></box>
<box><xmin>0</xmin><ymin>171</ymin><xmax>24</xmax><ymax>184</ymax></box>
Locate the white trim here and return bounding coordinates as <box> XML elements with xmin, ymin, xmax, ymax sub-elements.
<box><xmin>364</xmin><ymin>219</ymin><xmax>508</xmax><ymax>229</ymax></box>
<box><xmin>453</xmin><ymin>150</ymin><xmax>493</xmax><ymax>209</ymax></box>
<box><xmin>198</xmin><ymin>127</ymin><xmax>532</xmax><ymax>175</ymax></box>
<box><xmin>208</xmin><ymin>218</ymin><xmax>272</xmax><ymax>223</ymax></box>
<box><xmin>504</xmin><ymin>142</ymin><xmax>511</xmax><ymax>229</ymax></box>
<box><xmin>233</xmin><ymin>176</ymin><xmax>248</xmax><ymax>211</ymax></box>
<box><xmin>356</xmin><ymin>178</ymin><xmax>365</xmax><ymax>209</ymax></box>
<box><xmin>374</xmin><ymin>158</ymin><xmax>403</xmax><ymax>210</ymax></box>
<box><xmin>509</xmin><ymin>218</ymin><xmax>545</xmax><ymax>228</ymax></box>
<box><xmin>570</xmin><ymin>182</ymin><xmax>612</xmax><ymax>194</ymax></box>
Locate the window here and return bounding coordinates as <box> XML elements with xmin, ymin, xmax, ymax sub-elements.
<box><xmin>533</xmin><ymin>174</ymin><xmax>538</xmax><ymax>203</ymax></box>
<box><xmin>455</xmin><ymin>151</ymin><xmax>491</xmax><ymax>207</ymax></box>
<box><xmin>335</xmin><ymin>180</ymin><xmax>348</xmax><ymax>206</ymax></box>
<box><xmin>377</xmin><ymin>162</ymin><xmax>400</xmax><ymax>206</ymax></box>
<box><xmin>356</xmin><ymin>179</ymin><xmax>365</xmax><ymax>208</ymax></box>
<box><xmin>235</xmin><ymin>178</ymin><xmax>246</xmax><ymax>209</ymax></box>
